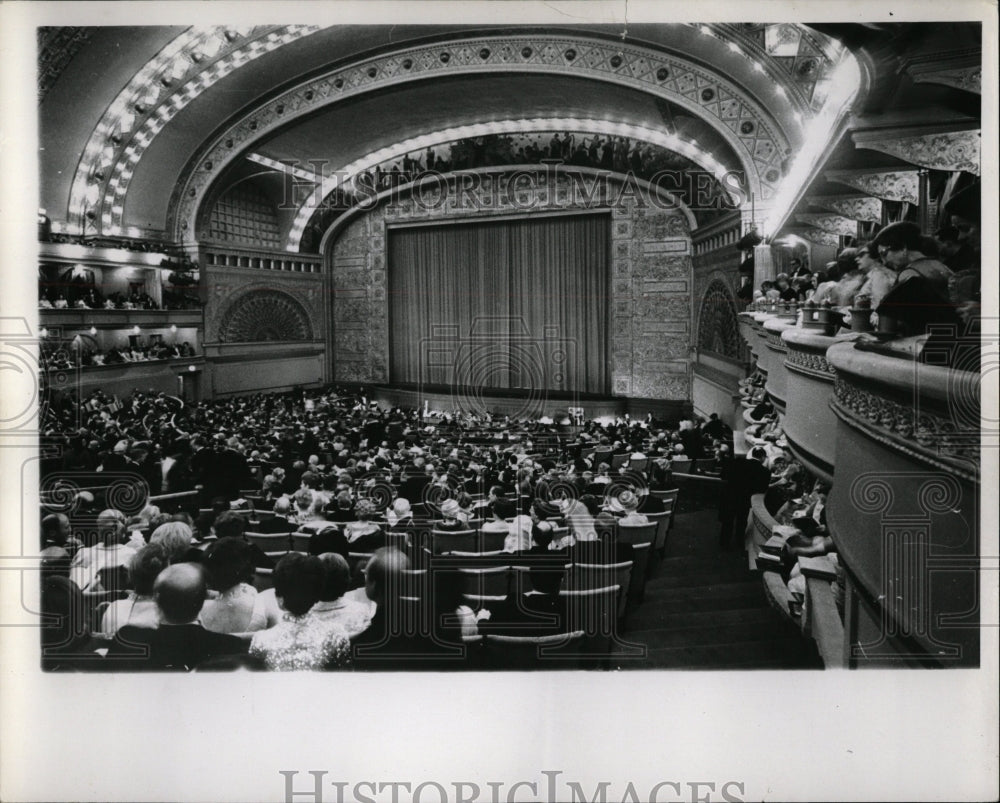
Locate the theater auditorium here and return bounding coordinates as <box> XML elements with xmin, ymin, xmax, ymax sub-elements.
<box><xmin>33</xmin><ymin>21</ymin><xmax>986</xmax><ymax>671</ymax></box>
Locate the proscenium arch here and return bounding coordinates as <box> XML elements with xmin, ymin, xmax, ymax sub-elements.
<box><xmin>166</xmin><ymin>33</ymin><xmax>794</xmax><ymax>244</ymax></box>
<box><xmin>286</xmin><ymin>117</ymin><xmax>740</xmax><ymax>252</ymax></box>
<box><xmin>316</xmin><ymin>164</ymin><xmax>702</xmax><ymax>257</ymax></box>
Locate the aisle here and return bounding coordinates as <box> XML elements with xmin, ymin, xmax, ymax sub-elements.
<box><xmin>614</xmin><ymin>508</ymin><xmax>823</xmax><ymax>670</ymax></box>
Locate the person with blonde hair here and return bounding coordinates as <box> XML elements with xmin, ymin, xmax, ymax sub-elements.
<box><xmin>149</xmin><ymin>520</ymin><xmax>194</xmax><ymax>564</ymax></box>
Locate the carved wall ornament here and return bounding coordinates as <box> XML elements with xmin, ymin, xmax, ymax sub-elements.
<box><xmin>217</xmin><ymin>288</ymin><xmax>314</xmax><ymax>342</ymax></box>
<box><xmin>696</xmin><ymin>279</ymin><xmax>740</xmax><ymax>359</ymax></box>
<box><xmin>910</xmin><ymin>64</ymin><xmax>981</xmax><ymax>95</ymax></box>
<box><xmin>825</xmin><ymin>169</ymin><xmax>920</xmax><ymax>204</ymax></box>
<box><xmin>785</xmin><ymin>346</ymin><xmax>836</xmax><ymax>378</ymax></box>
<box><xmin>793</xmin><ymin>212</ymin><xmax>859</xmax><ymax>237</ymax></box>
<box><xmin>806</xmin><ymin>195</ymin><xmax>883</xmax><ymax>223</ymax></box>
<box><xmin>852</xmin><ymin>129</ymin><xmax>980</xmax><ymax>176</ymax></box>
<box><xmin>831</xmin><ymin>376</ymin><xmax>979</xmax><ymax>475</ymax></box>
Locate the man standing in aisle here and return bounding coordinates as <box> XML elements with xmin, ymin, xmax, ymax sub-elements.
<box><xmin>717</xmin><ymin>447</ymin><xmax>771</xmax><ymax>552</ymax></box>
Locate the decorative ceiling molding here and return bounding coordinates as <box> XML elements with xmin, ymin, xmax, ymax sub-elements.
<box><xmin>852</xmin><ymin>128</ymin><xmax>981</xmax><ymax>176</ymax></box>
<box><xmin>164</xmin><ymin>33</ymin><xmax>799</xmax><ymax>244</ymax></box>
<box><xmin>794</xmin><ymin>212</ymin><xmax>858</xmax><ymax>236</ymax></box>
<box><xmin>825</xmin><ymin>168</ymin><xmax>920</xmax><ymax>204</ymax></box>
<box><xmin>37</xmin><ymin>27</ymin><xmax>94</xmax><ymax>101</ymax></box>
<box><xmin>66</xmin><ymin>25</ymin><xmax>322</xmax><ymax>234</ymax></box>
<box><xmin>807</xmin><ymin>194</ymin><xmax>882</xmax><ymax>223</ymax></box>
<box><xmin>788</xmin><ymin>227</ymin><xmax>840</xmax><ymax>247</ymax></box>
<box><xmin>905</xmin><ymin>50</ymin><xmax>982</xmax><ymax>95</ymax></box>
<box><xmin>910</xmin><ymin>64</ymin><xmax>981</xmax><ymax>94</ymax></box>
<box><xmin>708</xmin><ymin>23</ymin><xmax>844</xmax><ymax>112</ymax></box>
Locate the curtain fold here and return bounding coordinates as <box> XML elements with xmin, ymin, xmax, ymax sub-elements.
<box><xmin>388</xmin><ymin>213</ymin><xmax>609</xmax><ymax>394</ymax></box>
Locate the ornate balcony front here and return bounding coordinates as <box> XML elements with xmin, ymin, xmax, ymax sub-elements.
<box><xmin>762</xmin><ymin>317</ymin><xmax>795</xmax><ymax>413</ymax></box>
<box><xmin>780</xmin><ymin>328</ymin><xmax>845</xmax><ymax>484</ymax></box>
<box><xmin>825</xmin><ymin>341</ymin><xmax>980</xmax><ymax>668</ymax></box>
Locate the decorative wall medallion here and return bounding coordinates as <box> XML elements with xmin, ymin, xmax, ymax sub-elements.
<box><xmin>218</xmin><ymin>288</ymin><xmax>313</xmax><ymax>342</ymax></box>
<box><xmin>696</xmin><ymin>279</ymin><xmax>740</xmax><ymax>359</ymax></box>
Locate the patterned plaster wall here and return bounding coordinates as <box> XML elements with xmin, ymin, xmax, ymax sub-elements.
<box><xmin>203</xmin><ymin>266</ymin><xmax>324</xmax><ymax>344</ymax></box>
<box><xmin>692</xmin><ymin>231</ymin><xmax>746</xmax><ymax>363</ymax></box>
<box><xmin>329</xmin><ymin>170</ymin><xmax>693</xmax><ymax>399</ymax></box>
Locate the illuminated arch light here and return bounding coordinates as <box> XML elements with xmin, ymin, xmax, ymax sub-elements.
<box><xmin>284</xmin><ymin>116</ymin><xmax>742</xmax><ymax>251</ymax></box>
<box><xmin>67</xmin><ymin>25</ymin><xmax>323</xmax><ymax>235</ymax></box>
<box><xmin>762</xmin><ymin>55</ymin><xmax>862</xmax><ymax>238</ymax></box>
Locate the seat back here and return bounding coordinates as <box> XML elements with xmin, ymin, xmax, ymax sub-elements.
<box><xmin>615</xmin><ymin>522</ymin><xmax>657</xmax><ymax>547</ymax></box>
<box><xmin>592</xmin><ymin>448</ymin><xmax>612</xmax><ymax>466</ymax></box>
<box><xmin>478</xmin><ymin>529</ymin><xmax>508</xmax><ymax>553</ymax></box>
<box><xmin>669</xmin><ymin>458</ymin><xmax>693</xmax><ymax>474</ymax></box>
<box><xmin>253</xmin><ymin>567</ymin><xmax>273</xmax><ymax>592</ymax></box>
<box><xmin>290</xmin><ymin>532</ymin><xmax>312</xmax><ymax>552</ymax></box>
<box><xmin>645</xmin><ymin>511</ymin><xmax>670</xmax><ymax>552</ymax></box>
<box><xmin>650</xmin><ymin>488</ymin><xmax>680</xmax><ymax>506</ymax></box>
<box><xmin>610</xmin><ymin>453</ymin><xmax>629</xmax><ymax>471</ymax></box>
<box><xmin>629</xmin><ymin>457</ymin><xmax>648</xmax><ymax>472</ymax></box>
<box><xmin>483</xmin><ymin>631</ymin><xmax>585</xmax><ymax>669</ymax></box>
<box><xmin>428</xmin><ymin>530</ymin><xmax>478</xmax><ymax>555</ymax></box>
<box><xmin>560</xmin><ymin>586</ymin><xmax>619</xmax><ymax>645</ymax></box>
<box><xmin>458</xmin><ymin>566</ymin><xmax>510</xmax><ymax>599</ymax></box>
<box><xmin>245</xmin><ymin>532</ymin><xmax>291</xmax><ymax>555</ymax></box>
<box><xmin>567</xmin><ymin>561</ymin><xmax>632</xmax><ymax>594</ymax></box>
<box><xmin>384</xmin><ymin>531</ymin><xmax>411</xmax><ymax>552</ymax></box>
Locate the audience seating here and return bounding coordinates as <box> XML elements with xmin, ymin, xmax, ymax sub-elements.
<box><xmin>483</xmin><ymin>631</ymin><xmax>586</xmax><ymax>670</ymax></box>
<box><xmin>290</xmin><ymin>532</ymin><xmax>312</xmax><ymax>552</ymax></box>
<box><xmin>245</xmin><ymin>532</ymin><xmax>291</xmax><ymax>557</ymax></box>
<box><xmin>253</xmin><ymin>567</ymin><xmax>273</xmax><ymax>591</ymax></box>
<box><xmin>617</xmin><ymin>522</ymin><xmax>656</xmax><ymax>604</ymax></box>
<box><xmin>568</xmin><ymin>561</ymin><xmax>632</xmax><ymax>620</ymax></box>
<box><xmin>477</xmin><ymin>530</ymin><xmax>507</xmax><ymax>552</ymax></box>
<box><xmin>645</xmin><ymin>511</ymin><xmax>671</xmax><ymax>562</ymax></box>
<box><xmin>458</xmin><ymin>565</ymin><xmax>510</xmax><ymax>599</ymax></box>
<box><xmin>427</xmin><ymin>530</ymin><xmax>478</xmax><ymax>555</ymax></box>
<box><xmin>559</xmin><ymin>586</ymin><xmax>620</xmax><ymax>659</ymax></box>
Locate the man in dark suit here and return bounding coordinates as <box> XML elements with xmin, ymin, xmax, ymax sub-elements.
<box><xmin>106</xmin><ymin>563</ymin><xmax>248</xmax><ymax>670</ymax></box>
<box><xmin>717</xmin><ymin>447</ymin><xmax>772</xmax><ymax>551</ymax></box>
<box><xmin>351</xmin><ymin>548</ymin><xmax>466</xmax><ymax>670</ymax></box>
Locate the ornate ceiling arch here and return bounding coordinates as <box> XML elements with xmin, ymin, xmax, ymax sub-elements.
<box><xmin>316</xmin><ymin>163</ymin><xmax>702</xmax><ymax>256</ymax></box>
<box><xmin>65</xmin><ymin>25</ymin><xmax>323</xmax><ymax>234</ymax></box>
<box><xmin>279</xmin><ymin>117</ymin><xmax>737</xmax><ymax>251</ymax></box>
<box><xmin>159</xmin><ymin>32</ymin><xmax>798</xmax><ymax>246</ymax></box>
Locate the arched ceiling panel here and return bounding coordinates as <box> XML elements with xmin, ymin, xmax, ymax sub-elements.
<box><xmin>41</xmin><ymin>24</ymin><xmax>853</xmax><ymax>243</ymax></box>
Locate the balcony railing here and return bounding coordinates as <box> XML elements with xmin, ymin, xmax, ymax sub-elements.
<box><xmin>739</xmin><ymin>308</ymin><xmax>981</xmax><ymax>667</ymax></box>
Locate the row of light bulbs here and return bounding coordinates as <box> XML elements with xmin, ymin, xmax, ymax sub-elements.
<box><xmin>41</xmin><ymin>324</ymin><xmax>180</xmax><ymax>338</ymax></box>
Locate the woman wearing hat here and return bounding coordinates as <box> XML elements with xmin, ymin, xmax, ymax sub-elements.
<box><xmin>435</xmin><ymin>498</ymin><xmax>468</xmax><ymax>531</ymax></box>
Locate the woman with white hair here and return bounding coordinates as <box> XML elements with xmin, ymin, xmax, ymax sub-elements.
<box><xmin>149</xmin><ymin>520</ymin><xmax>194</xmax><ymax>564</ymax></box>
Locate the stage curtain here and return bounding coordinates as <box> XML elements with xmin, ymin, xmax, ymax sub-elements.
<box><xmin>388</xmin><ymin>213</ymin><xmax>609</xmax><ymax>393</ymax></box>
